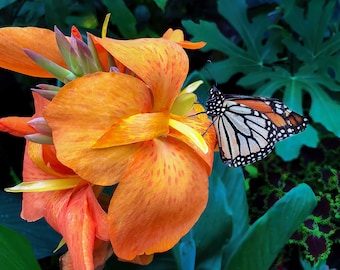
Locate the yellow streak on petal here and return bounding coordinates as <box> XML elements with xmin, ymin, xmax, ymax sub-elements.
<box><xmin>93</xmin><ymin>112</ymin><xmax>170</xmax><ymax>148</ymax></box>
<box><xmin>4</xmin><ymin>178</ymin><xmax>81</xmax><ymax>193</ymax></box>
<box><xmin>102</xmin><ymin>14</ymin><xmax>111</xmax><ymax>38</ymax></box>
<box><xmin>169</xmin><ymin>118</ymin><xmax>208</xmax><ymax>154</ymax></box>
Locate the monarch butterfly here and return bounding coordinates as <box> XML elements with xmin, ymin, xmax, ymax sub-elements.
<box><xmin>206</xmin><ymin>86</ymin><xmax>308</xmax><ymax>167</ymax></box>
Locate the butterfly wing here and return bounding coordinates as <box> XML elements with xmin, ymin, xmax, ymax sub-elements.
<box><xmin>206</xmin><ymin>87</ymin><xmax>308</xmax><ymax>167</ymax></box>
<box><xmin>213</xmin><ymin>99</ymin><xmax>278</xmax><ymax>167</ymax></box>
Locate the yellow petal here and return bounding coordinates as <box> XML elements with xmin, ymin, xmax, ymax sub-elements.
<box><xmin>5</xmin><ymin>178</ymin><xmax>81</xmax><ymax>193</ymax></box>
<box><xmin>169</xmin><ymin>118</ymin><xmax>208</xmax><ymax>154</ymax></box>
<box><xmin>170</xmin><ymin>93</ymin><xmax>197</xmax><ymax>116</ymax></box>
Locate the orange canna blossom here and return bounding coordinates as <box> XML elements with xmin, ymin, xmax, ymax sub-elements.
<box><xmin>0</xmin><ymin>26</ymin><xmax>113</xmax><ymax>269</ymax></box>
<box><xmin>44</xmin><ymin>37</ymin><xmax>216</xmax><ymax>261</ymax></box>
<box><xmin>0</xmin><ymin>91</ymin><xmax>110</xmax><ymax>270</ymax></box>
<box><xmin>0</xmin><ymin>25</ymin><xmax>216</xmax><ymax>267</ymax></box>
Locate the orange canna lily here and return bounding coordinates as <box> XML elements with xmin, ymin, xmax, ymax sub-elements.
<box><xmin>0</xmin><ymin>25</ymin><xmax>215</xmax><ymax>267</ymax></box>
<box><xmin>44</xmin><ymin>37</ymin><xmax>216</xmax><ymax>261</ymax></box>
<box><xmin>0</xmin><ymin>91</ymin><xmax>110</xmax><ymax>270</ymax></box>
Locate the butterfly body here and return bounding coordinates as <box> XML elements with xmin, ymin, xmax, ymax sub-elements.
<box><xmin>206</xmin><ymin>86</ymin><xmax>308</xmax><ymax>167</ymax></box>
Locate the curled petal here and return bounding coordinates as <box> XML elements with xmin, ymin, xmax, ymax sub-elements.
<box><xmin>44</xmin><ymin>72</ymin><xmax>153</xmax><ymax>185</ymax></box>
<box><xmin>44</xmin><ymin>183</ymin><xmax>109</xmax><ymax>270</ymax></box>
<box><xmin>21</xmin><ymin>143</ymin><xmax>56</xmax><ymax>221</ymax></box>
<box><xmin>93</xmin><ymin>112</ymin><xmax>170</xmax><ymax>148</ymax></box>
<box><xmin>0</xmin><ymin>27</ymin><xmax>67</xmax><ymax>77</ymax></box>
<box><xmin>94</xmin><ymin>37</ymin><xmax>188</xmax><ymax>111</ymax></box>
<box><xmin>108</xmin><ymin>138</ymin><xmax>209</xmax><ymax>260</ymax></box>
<box><xmin>162</xmin><ymin>28</ymin><xmax>206</xmax><ymax>49</ymax></box>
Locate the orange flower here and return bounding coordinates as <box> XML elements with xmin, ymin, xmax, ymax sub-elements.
<box><xmin>0</xmin><ymin>27</ymin><xmax>112</xmax><ymax>269</ymax></box>
<box><xmin>44</xmin><ymin>37</ymin><xmax>216</xmax><ymax>260</ymax></box>
<box><xmin>0</xmin><ymin>25</ymin><xmax>215</xmax><ymax>266</ymax></box>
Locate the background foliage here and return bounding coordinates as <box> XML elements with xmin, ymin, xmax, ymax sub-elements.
<box><xmin>0</xmin><ymin>0</ymin><xmax>339</xmax><ymax>269</ymax></box>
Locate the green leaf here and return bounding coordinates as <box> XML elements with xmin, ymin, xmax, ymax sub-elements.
<box><xmin>173</xmin><ymin>154</ymin><xmax>240</xmax><ymax>270</ymax></box>
<box><xmin>153</xmin><ymin>0</ymin><xmax>167</xmax><ymax>12</ymax></box>
<box><xmin>102</xmin><ymin>0</ymin><xmax>137</xmax><ymax>38</ymax></box>
<box><xmin>275</xmin><ymin>125</ymin><xmax>319</xmax><ymax>161</ymax></box>
<box><xmin>308</xmin><ymin>84</ymin><xmax>340</xmax><ymax>137</ymax></box>
<box><xmin>0</xmin><ymin>225</ymin><xmax>41</xmax><ymax>270</ymax></box>
<box><xmin>182</xmin><ymin>0</ymin><xmax>279</xmax><ymax>83</ymax></box>
<box><xmin>223</xmin><ymin>183</ymin><xmax>317</xmax><ymax>270</ymax></box>
<box><xmin>281</xmin><ymin>0</ymin><xmax>340</xmax><ymax>80</ymax></box>
<box><xmin>0</xmin><ymin>0</ymin><xmax>15</xmax><ymax>10</ymax></box>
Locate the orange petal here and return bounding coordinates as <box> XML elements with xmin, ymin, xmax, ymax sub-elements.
<box><xmin>93</xmin><ymin>112</ymin><xmax>170</xmax><ymax>148</ymax></box>
<box><xmin>119</xmin><ymin>254</ymin><xmax>154</xmax><ymax>265</ymax></box>
<box><xmin>94</xmin><ymin>37</ymin><xmax>188</xmax><ymax>111</ymax></box>
<box><xmin>60</xmin><ymin>239</ymin><xmax>113</xmax><ymax>270</ymax></box>
<box><xmin>162</xmin><ymin>28</ymin><xmax>184</xmax><ymax>41</ymax></box>
<box><xmin>44</xmin><ymin>183</ymin><xmax>109</xmax><ymax>270</ymax></box>
<box><xmin>0</xmin><ymin>27</ymin><xmax>67</xmax><ymax>77</ymax></box>
<box><xmin>21</xmin><ymin>142</ymin><xmax>77</xmax><ymax>221</ymax></box>
<box><xmin>0</xmin><ymin>92</ymin><xmax>51</xmax><ymax>137</ymax></box>
<box><xmin>21</xmin><ymin>142</ymin><xmax>56</xmax><ymax>221</ymax></box>
<box><xmin>176</xmin><ymin>41</ymin><xmax>207</xmax><ymax>50</ymax></box>
<box><xmin>162</xmin><ymin>29</ymin><xmax>206</xmax><ymax>49</ymax></box>
<box><xmin>44</xmin><ymin>72</ymin><xmax>152</xmax><ymax>185</ymax></box>
<box><xmin>0</xmin><ymin>116</ymin><xmax>35</xmax><ymax>137</ymax></box>
<box><xmin>108</xmin><ymin>138</ymin><xmax>209</xmax><ymax>260</ymax></box>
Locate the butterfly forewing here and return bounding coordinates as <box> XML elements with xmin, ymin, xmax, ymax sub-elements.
<box><xmin>206</xmin><ymin>86</ymin><xmax>308</xmax><ymax>167</ymax></box>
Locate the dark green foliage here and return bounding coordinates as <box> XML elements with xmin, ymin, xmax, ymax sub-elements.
<box><xmin>183</xmin><ymin>0</ymin><xmax>340</xmax><ymax>161</ymax></box>
<box><xmin>0</xmin><ymin>224</ymin><xmax>41</xmax><ymax>270</ymax></box>
<box><xmin>246</xmin><ymin>131</ymin><xmax>340</xmax><ymax>268</ymax></box>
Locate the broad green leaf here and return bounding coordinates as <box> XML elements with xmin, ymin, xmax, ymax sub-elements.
<box><xmin>182</xmin><ymin>6</ymin><xmax>277</xmax><ymax>83</ymax></box>
<box><xmin>0</xmin><ymin>191</ymin><xmax>65</xmax><ymax>259</ymax></box>
<box><xmin>282</xmin><ymin>0</ymin><xmax>336</xmax><ymax>53</ymax></box>
<box><xmin>309</xmin><ymin>85</ymin><xmax>340</xmax><ymax>137</ymax></box>
<box><xmin>173</xmin><ymin>231</ymin><xmax>196</xmax><ymax>270</ymax></box>
<box><xmin>0</xmin><ymin>225</ymin><xmax>41</xmax><ymax>270</ymax></box>
<box><xmin>102</xmin><ymin>0</ymin><xmax>137</xmax><ymax>38</ymax></box>
<box><xmin>223</xmin><ymin>183</ymin><xmax>317</xmax><ymax>270</ymax></box>
<box><xmin>281</xmin><ymin>0</ymin><xmax>340</xmax><ymax>80</ymax></box>
<box><xmin>153</xmin><ymin>0</ymin><xmax>167</xmax><ymax>12</ymax></box>
<box><xmin>182</xmin><ymin>20</ymin><xmax>237</xmax><ymax>53</ymax></box>
<box><xmin>275</xmin><ymin>126</ymin><xmax>319</xmax><ymax>161</ymax></box>
<box><xmin>0</xmin><ymin>0</ymin><xmax>15</xmax><ymax>10</ymax></box>
<box><xmin>173</xmin><ymin>154</ymin><xmax>239</xmax><ymax>270</ymax></box>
